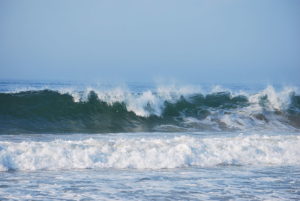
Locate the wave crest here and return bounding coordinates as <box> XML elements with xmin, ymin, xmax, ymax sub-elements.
<box><xmin>0</xmin><ymin>86</ymin><xmax>299</xmax><ymax>133</ymax></box>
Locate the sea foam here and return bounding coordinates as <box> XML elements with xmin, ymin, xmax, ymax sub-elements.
<box><xmin>0</xmin><ymin>134</ymin><xmax>299</xmax><ymax>171</ymax></box>
<box><xmin>1</xmin><ymin>85</ymin><xmax>299</xmax><ymax>133</ymax></box>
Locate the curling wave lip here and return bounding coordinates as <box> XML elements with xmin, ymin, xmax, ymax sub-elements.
<box><xmin>0</xmin><ymin>85</ymin><xmax>299</xmax><ymax>133</ymax></box>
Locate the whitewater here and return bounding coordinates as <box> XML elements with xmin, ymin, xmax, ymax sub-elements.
<box><xmin>1</xmin><ymin>133</ymin><xmax>300</xmax><ymax>171</ymax></box>
<box><xmin>0</xmin><ymin>81</ymin><xmax>300</xmax><ymax>200</ymax></box>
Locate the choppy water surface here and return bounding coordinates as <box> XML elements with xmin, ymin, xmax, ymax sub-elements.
<box><xmin>0</xmin><ymin>81</ymin><xmax>300</xmax><ymax>200</ymax></box>
<box><xmin>1</xmin><ymin>165</ymin><xmax>300</xmax><ymax>200</ymax></box>
<box><xmin>0</xmin><ymin>132</ymin><xmax>299</xmax><ymax>200</ymax></box>
<box><xmin>1</xmin><ymin>81</ymin><xmax>300</xmax><ymax>134</ymax></box>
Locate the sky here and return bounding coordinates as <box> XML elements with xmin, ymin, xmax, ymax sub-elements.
<box><xmin>0</xmin><ymin>0</ymin><xmax>299</xmax><ymax>84</ymax></box>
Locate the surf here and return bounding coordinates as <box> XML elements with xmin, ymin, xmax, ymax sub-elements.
<box><xmin>0</xmin><ymin>85</ymin><xmax>299</xmax><ymax>134</ymax></box>
<box><xmin>0</xmin><ymin>134</ymin><xmax>299</xmax><ymax>171</ymax></box>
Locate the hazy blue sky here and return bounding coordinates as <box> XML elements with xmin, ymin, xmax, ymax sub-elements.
<box><xmin>0</xmin><ymin>0</ymin><xmax>299</xmax><ymax>84</ymax></box>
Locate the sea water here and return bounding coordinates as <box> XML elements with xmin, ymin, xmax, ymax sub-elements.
<box><xmin>0</xmin><ymin>81</ymin><xmax>299</xmax><ymax>200</ymax></box>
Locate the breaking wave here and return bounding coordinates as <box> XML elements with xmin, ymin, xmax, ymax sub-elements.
<box><xmin>0</xmin><ymin>134</ymin><xmax>299</xmax><ymax>171</ymax></box>
<box><xmin>0</xmin><ymin>85</ymin><xmax>299</xmax><ymax>133</ymax></box>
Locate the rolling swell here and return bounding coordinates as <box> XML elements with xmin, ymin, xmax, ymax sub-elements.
<box><xmin>0</xmin><ymin>90</ymin><xmax>152</xmax><ymax>133</ymax></box>
<box><xmin>0</xmin><ymin>87</ymin><xmax>299</xmax><ymax>133</ymax></box>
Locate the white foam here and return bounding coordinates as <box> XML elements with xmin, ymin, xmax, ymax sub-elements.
<box><xmin>0</xmin><ymin>134</ymin><xmax>299</xmax><ymax>171</ymax></box>
<box><xmin>248</xmin><ymin>86</ymin><xmax>295</xmax><ymax>111</ymax></box>
<box><xmin>75</xmin><ymin>84</ymin><xmax>203</xmax><ymax>117</ymax></box>
<box><xmin>3</xmin><ymin>85</ymin><xmax>299</xmax><ymax>130</ymax></box>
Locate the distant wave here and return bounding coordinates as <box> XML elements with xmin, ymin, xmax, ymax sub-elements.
<box><xmin>0</xmin><ymin>86</ymin><xmax>299</xmax><ymax>133</ymax></box>
<box><xmin>0</xmin><ymin>134</ymin><xmax>299</xmax><ymax>171</ymax></box>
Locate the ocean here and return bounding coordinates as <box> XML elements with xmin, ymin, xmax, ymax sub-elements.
<box><xmin>0</xmin><ymin>80</ymin><xmax>299</xmax><ymax>200</ymax></box>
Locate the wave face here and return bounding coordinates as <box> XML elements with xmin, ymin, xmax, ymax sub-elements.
<box><xmin>0</xmin><ymin>86</ymin><xmax>300</xmax><ymax>133</ymax></box>
<box><xmin>0</xmin><ymin>134</ymin><xmax>299</xmax><ymax>171</ymax></box>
